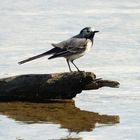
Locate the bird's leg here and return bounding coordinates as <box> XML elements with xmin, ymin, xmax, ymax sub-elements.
<box><xmin>66</xmin><ymin>59</ymin><xmax>72</xmax><ymax>72</ymax></box>
<box><xmin>71</xmin><ymin>60</ymin><xmax>80</xmax><ymax>71</ymax></box>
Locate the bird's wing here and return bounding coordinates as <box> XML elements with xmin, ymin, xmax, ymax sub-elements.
<box><xmin>51</xmin><ymin>38</ymin><xmax>72</xmax><ymax>49</ymax></box>
<box><xmin>48</xmin><ymin>38</ymin><xmax>87</xmax><ymax>59</ymax></box>
<box><xmin>67</xmin><ymin>38</ymin><xmax>87</xmax><ymax>53</ymax></box>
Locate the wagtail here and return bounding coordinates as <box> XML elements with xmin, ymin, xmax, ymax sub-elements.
<box><xmin>18</xmin><ymin>27</ymin><xmax>99</xmax><ymax>72</ymax></box>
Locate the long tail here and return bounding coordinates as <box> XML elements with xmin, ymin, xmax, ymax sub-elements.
<box><xmin>18</xmin><ymin>52</ymin><xmax>48</xmax><ymax>64</ymax></box>
<box><xmin>18</xmin><ymin>48</ymin><xmax>62</xmax><ymax>64</ymax></box>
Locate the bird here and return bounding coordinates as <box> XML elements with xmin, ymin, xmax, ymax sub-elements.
<box><xmin>18</xmin><ymin>27</ymin><xmax>99</xmax><ymax>72</ymax></box>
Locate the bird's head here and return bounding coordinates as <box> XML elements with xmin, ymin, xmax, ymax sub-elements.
<box><xmin>80</xmin><ymin>27</ymin><xmax>99</xmax><ymax>39</ymax></box>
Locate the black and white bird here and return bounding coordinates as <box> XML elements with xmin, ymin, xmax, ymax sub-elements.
<box><xmin>18</xmin><ymin>27</ymin><xmax>99</xmax><ymax>72</ymax></box>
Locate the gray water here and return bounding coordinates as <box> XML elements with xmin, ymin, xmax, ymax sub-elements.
<box><xmin>0</xmin><ymin>0</ymin><xmax>140</xmax><ymax>140</ymax></box>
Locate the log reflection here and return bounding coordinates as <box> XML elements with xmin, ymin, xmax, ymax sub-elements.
<box><xmin>0</xmin><ymin>102</ymin><xmax>119</xmax><ymax>132</ymax></box>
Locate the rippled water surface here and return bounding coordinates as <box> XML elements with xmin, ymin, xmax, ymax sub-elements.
<box><xmin>0</xmin><ymin>0</ymin><xmax>140</xmax><ymax>140</ymax></box>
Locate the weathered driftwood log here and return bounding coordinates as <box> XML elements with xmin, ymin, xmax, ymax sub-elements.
<box><xmin>0</xmin><ymin>71</ymin><xmax>119</xmax><ymax>101</ymax></box>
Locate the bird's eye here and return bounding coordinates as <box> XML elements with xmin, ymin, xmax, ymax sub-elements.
<box><xmin>87</xmin><ymin>30</ymin><xmax>90</xmax><ymax>33</ymax></box>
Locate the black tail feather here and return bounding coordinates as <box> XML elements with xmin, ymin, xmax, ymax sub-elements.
<box><xmin>18</xmin><ymin>48</ymin><xmax>62</xmax><ymax>64</ymax></box>
<box><xmin>18</xmin><ymin>53</ymin><xmax>46</xmax><ymax>64</ymax></box>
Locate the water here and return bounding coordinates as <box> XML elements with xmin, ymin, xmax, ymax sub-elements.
<box><xmin>0</xmin><ymin>0</ymin><xmax>140</xmax><ymax>139</ymax></box>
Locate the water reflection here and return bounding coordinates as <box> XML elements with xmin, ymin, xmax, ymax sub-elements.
<box><xmin>0</xmin><ymin>102</ymin><xmax>119</xmax><ymax>132</ymax></box>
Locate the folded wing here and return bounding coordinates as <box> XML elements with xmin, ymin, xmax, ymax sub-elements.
<box><xmin>48</xmin><ymin>38</ymin><xmax>87</xmax><ymax>59</ymax></box>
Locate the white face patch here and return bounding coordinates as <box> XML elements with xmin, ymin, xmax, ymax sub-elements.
<box><xmin>90</xmin><ymin>27</ymin><xmax>95</xmax><ymax>32</ymax></box>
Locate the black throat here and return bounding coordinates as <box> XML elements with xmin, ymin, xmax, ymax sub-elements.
<box><xmin>87</xmin><ymin>33</ymin><xmax>95</xmax><ymax>44</ymax></box>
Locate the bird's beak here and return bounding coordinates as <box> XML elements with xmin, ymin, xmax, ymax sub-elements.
<box><xmin>94</xmin><ymin>31</ymin><xmax>99</xmax><ymax>33</ymax></box>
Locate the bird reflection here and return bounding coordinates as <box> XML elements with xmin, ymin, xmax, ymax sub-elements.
<box><xmin>0</xmin><ymin>101</ymin><xmax>119</xmax><ymax>132</ymax></box>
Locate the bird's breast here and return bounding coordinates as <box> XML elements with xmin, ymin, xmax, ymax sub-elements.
<box><xmin>84</xmin><ymin>39</ymin><xmax>92</xmax><ymax>54</ymax></box>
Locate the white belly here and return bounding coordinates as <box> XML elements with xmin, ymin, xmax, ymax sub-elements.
<box><xmin>67</xmin><ymin>39</ymin><xmax>92</xmax><ymax>61</ymax></box>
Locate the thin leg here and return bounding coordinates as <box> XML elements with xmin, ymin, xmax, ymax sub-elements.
<box><xmin>71</xmin><ymin>60</ymin><xmax>80</xmax><ymax>71</ymax></box>
<box><xmin>66</xmin><ymin>59</ymin><xmax>72</xmax><ymax>72</ymax></box>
